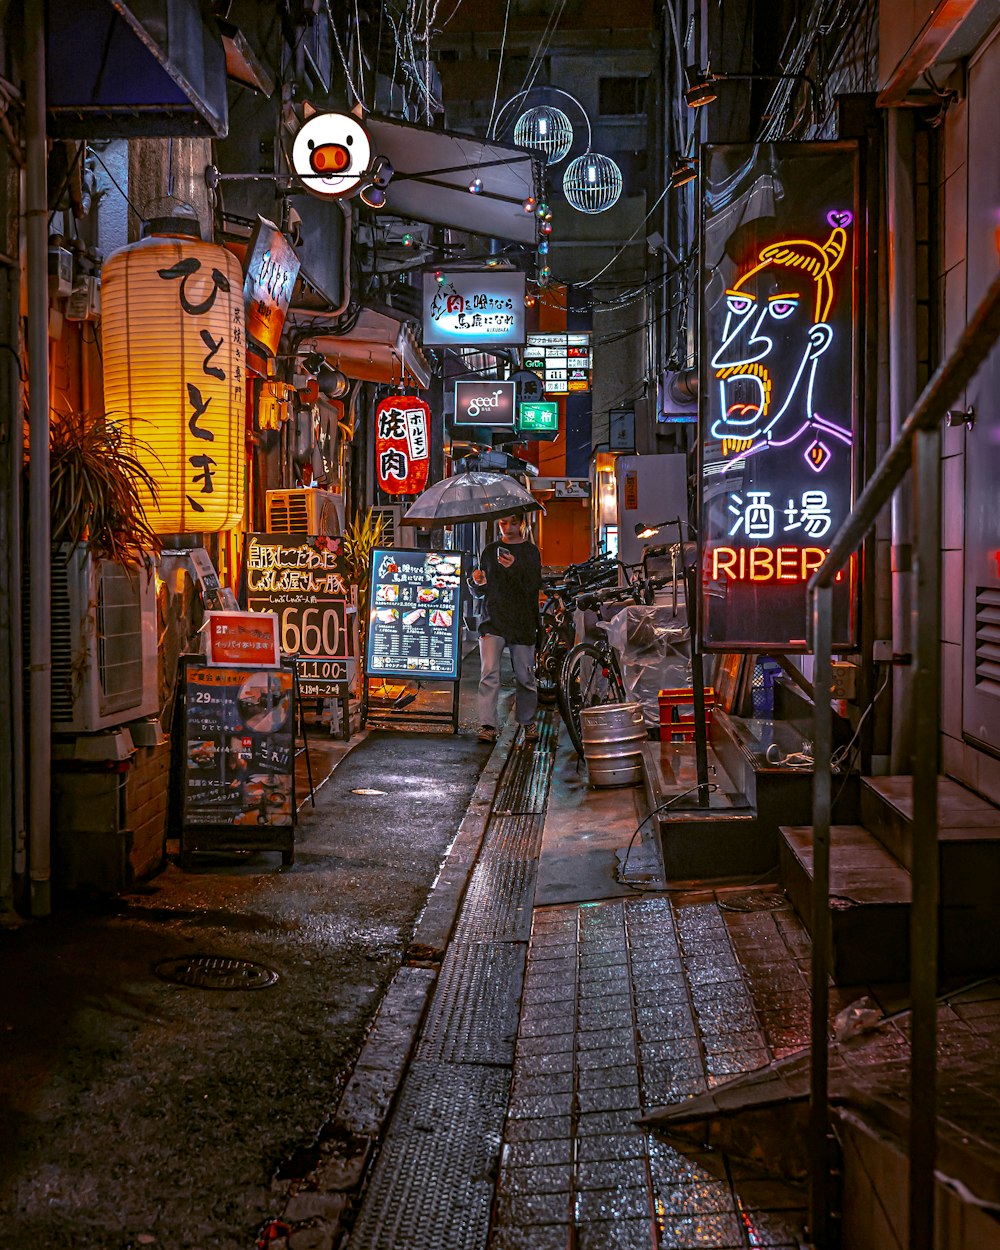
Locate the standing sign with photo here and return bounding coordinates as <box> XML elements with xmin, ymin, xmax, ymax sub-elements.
<box><xmin>178</xmin><ymin>659</ymin><xmax>296</xmax><ymax>866</ymax></box>
<box><xmin>365</xmin><ymin>548</ymin><xmax>465</xmax><ymax>680</ymax></box>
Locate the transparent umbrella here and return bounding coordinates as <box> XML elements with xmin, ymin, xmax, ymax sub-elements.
<box><xmin>402</xmin><ymin>470</ymin><xmax>544</xmax><ymax>527</ymax></box>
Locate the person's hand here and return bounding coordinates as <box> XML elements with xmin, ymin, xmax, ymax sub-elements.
<box><xmin>472</xmin><ymin>567</ymin><xmax>487</xmax><ymax>585</ymax></box>
<box><xmin>497</xmin><ymin>547</ymin><xmax>514</xmax><ymax>568</ymax></box>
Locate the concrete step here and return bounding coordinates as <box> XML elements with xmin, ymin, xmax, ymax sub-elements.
<box><xmin>861</xmin><ymin>775</ymin><xmax>1000</xmax><ymax>888</ymax></box>
<box><xmin>642</xmin><ymin>742</ymin><xmax>771</xmax><ymax>882</ymax></box>
<box><xmin>780</xmin><ymin>824</ymin><xmax>911</xmax><ymax>984</ymax></box>
<box><xmin>838</xmin><ymin>1101</ymin><xmax>1000</xmax><ymax>1250</ymax></box>
<box><xmin>861</xmin><ymin>779</ymin><xmax>1000</xmax><ymax>971</ymax></box>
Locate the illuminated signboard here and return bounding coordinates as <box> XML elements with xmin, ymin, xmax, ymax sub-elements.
<box><xmin>453</xmin><ymin>380</ymin><xmax>516</xmax><ymax>428</ymax></box>
<box><xmin>698</xmin><ymin>142</ymin><xmax>860</xmax><ymax>651</ymax></box>
<box><xmin>290</xmin><ymin>110</ymin><xmax>373</xmax><ymax>200</ymax></box>
<box><xmin>518</xmin><ymin>401</ymin><xmax>559</xmax><ymax>439</ymax></box>
<box><xmin>243</xmin><ymin>217</ymin><xmax>300</xmax><ymax>357</ymax></box>
<box><xmin>523</xmin><ymin>332</ymin><xmax>592</xmax><ymax>394</ymax></box>
<box><xmin>375</xmin><ymin>396</ymin><xmax>431</xmax><ymax>495</ymax></box>
<box><xmin>422</xmin><ymin>270</ymin><xmax>526</xmax><ymax>345</ymax></box>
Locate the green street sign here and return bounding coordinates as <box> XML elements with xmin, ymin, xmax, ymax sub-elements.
<box><xmin>518</xmin><ymin>401</ymin><xmax>559</xmax><ymax>433</ymax></box>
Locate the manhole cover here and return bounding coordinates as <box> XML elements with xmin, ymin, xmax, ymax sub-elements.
<box><xmin>718</xmin><ymin>891</ymin><xmax>787</xmax><ymax>913</ymax></box>
<box><xmin>154</xmin><ymin>955</ymin><xmax>279</xmax><ymax>990</ymax></box>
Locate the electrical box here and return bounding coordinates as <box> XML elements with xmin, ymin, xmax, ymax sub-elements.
<box><xmin>48</xmin><ymin>246</ymin><xmax>73</xmax><ymax>299</ymax></box>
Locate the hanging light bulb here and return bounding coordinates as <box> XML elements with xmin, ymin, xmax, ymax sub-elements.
<box><xmin>535</xmin><ymin>201</ymin><xmax>549</xmax><ymax>218</ymax></box>
<box><xmin>401</xmin><ymin>233</ymin><xmax>415</xmax><ymax>247</ymax></box>
<box><xmin>434</xmin><ymin>270</ymin><xmax>446</xmax><ymax>284</ymax></box>
<box><xmin>540</xmin><ymin>220</ymin><xmax>553</xmax><ymax>235</ymax></box>
<box><xmin>522</xmin><ymin>196</ymin><xmax>536</xmax><ymax>213</ymax></box>
<box><xmin>468</xmin><ymin>176</ymin><xmax>483</xmax><ymax>194</ymax></box>
<box><xmin>538</xmin><ymin>239</ymin><xmax>549</xmax><ymax>255</ymax></box>
<box><xmin>524</xmin><ymin>293</ymin><xmax>537</xmax><ymax>308</ymax></box>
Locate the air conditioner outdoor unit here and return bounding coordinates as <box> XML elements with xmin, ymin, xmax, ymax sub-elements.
<box><xmin>265</xmin><ymin>488</ymin><xmax>345</xmax><ymax>536</ymax></box>
<box><xmin>370</xmin><ymin>504</ymin><xmax>418</xmax><ymax>549</ymax></box>
<box><xmin>51</xmin><ymin>546</ymin><xmax>159</xmax><ymax>733</ymax></box>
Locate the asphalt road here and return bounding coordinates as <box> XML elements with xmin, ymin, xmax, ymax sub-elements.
<box><xmin>0</xmin><ymin>726</ymin><xmax>493</xmax><ymax>1250</ymax></box>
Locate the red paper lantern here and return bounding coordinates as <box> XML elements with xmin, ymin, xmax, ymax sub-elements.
<box><xmin>375</xmin><ymin>396</ymin><xmax>430</xmax><ymax>496</ymax></box>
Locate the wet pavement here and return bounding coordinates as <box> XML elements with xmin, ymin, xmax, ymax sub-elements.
<box><xmin>0</xmin><ymin>661</ymin><xmax>494</xmax><ymax>1249</ymax></box>
<box><xmin>6</xmin><ymin>648</ymin><xmax>1000</xmax><ymax>1248</ymax></box>
<box><xmin>336</xmin><ymin>713</ymin><xmax>810</xmax><ymax>1250</ymax></box>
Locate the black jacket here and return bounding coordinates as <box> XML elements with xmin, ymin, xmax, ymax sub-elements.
<box><xmin>471</xmin><ymin>540</ymin><xmax>542</xmax><ymax>646</ymax></box>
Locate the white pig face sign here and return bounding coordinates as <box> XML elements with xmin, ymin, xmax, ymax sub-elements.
<box><xmin>291</xmin><ymin>112</ymin><xmax>372</xmax><ymax>199</ymax></box>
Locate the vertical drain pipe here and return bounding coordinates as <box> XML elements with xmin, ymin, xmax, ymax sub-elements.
<box><xmin>25</xmin><ymin>0</ymin><xmax>52</xmax><ymax>916</ymax></box>
<box><xmin>886</xmin><ymin>109</ymin><xmax>916</xmax><ymax>771</ymax></box>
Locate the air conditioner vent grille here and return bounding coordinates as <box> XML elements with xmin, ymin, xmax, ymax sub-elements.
<box><xmin>97</xmin><ymin>564</ymin><xmax>146</xmax><ymax>714</ymax></box>
<box><xmin>51</xmin><ymin>552</ymin><xmax>74</xmax><ymax>721</ymax></box>
<box><xmin>371</xmin><ymin>506</ymin><xmax>400</xmax><ymax>547</ymax></box>
<box><xmin>975</xmin><ymin>587</ymin><xmax>1000</xmax><ymax>697</ymax></box>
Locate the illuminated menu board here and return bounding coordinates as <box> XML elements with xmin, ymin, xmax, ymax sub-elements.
<box><xmin>365</xmin><ymin>548</ymin><xmax>465</xmax><ymax>680</ymax></box>
<box><xmin>523</xmin><ymin>332</ymin><xmax>592</xmax><ymax>394</ymax></box>
<box><xmin>698</xmin><ymin>142</ymin><xmax>859</xmax><ymax>651</ymax></box>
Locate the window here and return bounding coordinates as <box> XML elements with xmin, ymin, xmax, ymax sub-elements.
<box><xmin>599</xmin><ymin>77</ymin><xmax>646</xmax><ymax>116</ymax></box>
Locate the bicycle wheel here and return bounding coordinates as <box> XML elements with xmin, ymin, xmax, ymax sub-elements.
<box><xmin>557</xmin><ymin>642</ymin><xmax>627</xmax><ymax>757</ymax></box>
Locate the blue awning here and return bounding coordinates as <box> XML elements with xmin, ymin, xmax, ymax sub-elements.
<box><xmin>46</xmin><ymin>0</ymin><xmax>228</xmax><ymax>138</ymax></box>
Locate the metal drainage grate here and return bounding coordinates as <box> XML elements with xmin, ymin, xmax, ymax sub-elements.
<box><xmin>717</xmin><ymin>891</ymin><xmax>788</xmax><ymax>913</ymax></box>
<box><xmin>154</xmin><ymin>955</ymin><xmax>279</xmax><ymax>990</ymax></box>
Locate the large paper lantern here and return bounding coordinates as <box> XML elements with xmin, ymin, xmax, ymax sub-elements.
<box><xmin>375</xmin><ymin>396</ymin><xmax>430</xmax><ymax>496</ymax></box>
<box><xmin>102</xmin><ymin>230</ymin><xmax>246</xmax><ymax>533</ymax></box>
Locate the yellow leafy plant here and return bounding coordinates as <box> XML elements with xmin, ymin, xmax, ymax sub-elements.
<box><xmin>342</xmin><ymin>508</ymin><xmax>386</xmax><ymax>647</ymax></box>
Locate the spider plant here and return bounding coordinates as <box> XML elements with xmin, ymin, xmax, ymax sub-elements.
<box><xmin>48</xmin><ymin>410</ymin><xmax>161</xmax><ymax>566</ymax></box>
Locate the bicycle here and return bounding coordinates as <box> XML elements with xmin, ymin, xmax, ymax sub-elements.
<box><xmin>556</xmin><ymin>572</ymin><xmax>671</xmax><ymax>757</ymax></box>
<box><xmin>534</xmin><ymin>556</ymin><xmax>627</xmax><ymax>704</ymax></box>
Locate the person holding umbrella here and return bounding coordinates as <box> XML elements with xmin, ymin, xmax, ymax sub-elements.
<box><xmin>470</xmin><ymin>513</ymin><xmax>542</xmax><ymax>744</ymax></box>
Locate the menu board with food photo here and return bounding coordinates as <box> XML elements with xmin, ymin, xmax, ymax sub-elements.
<box><xmin>365</xmin><ymin>548</ymin><xmax>465</xmax><ymax>680</ymax></box>
<box><xmin>179</xmin><ymin>660</ymin><xmax>296</xmax><ymax>864</ymax></box>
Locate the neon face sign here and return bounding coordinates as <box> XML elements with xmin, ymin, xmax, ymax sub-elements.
<box><xmin>699</xmin><ymin>144</ymin><xmax>859</xmax><ymax>651</ymax></box>
<box><xmin>709</xmin><ymin>210</ymin><xmax>853</xmax><ymax>469</ymax></box>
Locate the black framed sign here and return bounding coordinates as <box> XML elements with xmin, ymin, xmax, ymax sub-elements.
<box><xmin>365</xmin><ymin>548</ymin><xmax>465</xmax><ymax>680</ymax></box>
<box><xmin>698</xmin><ymin>142</ymin><xmax>860</xmax><ymax>652</ymax></box>
<box><xmin>245</xmin><ymin>533</ymin><xmax>352</xmax><ymax>696</ymax></box>
<box><xmin>178</xmin><ymin>659</ymin><xmax>296</xmax><ymax>866</ymax></box>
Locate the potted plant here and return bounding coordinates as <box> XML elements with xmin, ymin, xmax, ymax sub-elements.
<box><xmin>48</xmin><ymin>410</ymin><xmax>161</xmax><ymax>565</ymax></box>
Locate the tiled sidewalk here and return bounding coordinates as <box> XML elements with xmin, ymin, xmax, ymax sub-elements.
<box><xmin>492</xmin><ymin>893</ymin><xmax>809</xmax><ymax>1249</ymax></box>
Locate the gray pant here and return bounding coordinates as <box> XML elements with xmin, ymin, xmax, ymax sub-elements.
<box><xmin>477</xmin><ymin>633</ymin><xmax>538</xmax><ymax>728</ymax></box>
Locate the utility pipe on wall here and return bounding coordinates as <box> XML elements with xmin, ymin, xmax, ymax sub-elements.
<box><xmin>25</xmin><ymin>0</ymin><xmax>52</xmax><ymax>916</ymax></box>
<box><xmin>886</xmin><ymin>108</ymin><xmax>917</xmax><ymax>774</ymax></box>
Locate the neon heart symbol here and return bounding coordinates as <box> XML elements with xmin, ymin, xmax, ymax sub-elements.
<box><xmin>827</xmin><ymin>210</ymin><xmax>853</xmax><ymax>229</ymax></box>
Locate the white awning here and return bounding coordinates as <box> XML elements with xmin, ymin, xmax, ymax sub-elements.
<box><xmin>365</xmin><ymin>116</ymin><xmax>543</xmax><ymax>245</ymax></box>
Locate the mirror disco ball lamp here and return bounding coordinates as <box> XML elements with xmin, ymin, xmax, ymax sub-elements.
<box><xmin>513</xmin><ymin>106</ymin><xmax>574</xmax><ymax>166</ymax></box>
<box><xmin>563</xmin><ymin>152</ymin><xmax>623</xmax><ymax>214</ymax></box>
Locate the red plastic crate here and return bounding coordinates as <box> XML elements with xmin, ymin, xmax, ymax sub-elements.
<box><xmin>658</xmin><ymin>686</ymin><xmax>715</xmax><ymax>742</ymax></box>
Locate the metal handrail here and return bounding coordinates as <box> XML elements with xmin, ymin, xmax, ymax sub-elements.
<box><xmin>805</xmin><ymin>264</ymin><xmax>1000</xmax><ymax>1250</ymax></box>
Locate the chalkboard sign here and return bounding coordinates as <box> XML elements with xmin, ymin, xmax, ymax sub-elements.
<box><xmin>366</xmin><ymin>548</ymin><xmax>465</xmax><ymax>680</ymax></box>
<box><xmin>179</xmin><ymin>660</ymin><xmax>296</xmax><ymax>865</ymax></box>
<box><xmin>245</xmin><ymin>533</ymin><xmax>352</xmax><ymax>696</ymax></box>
